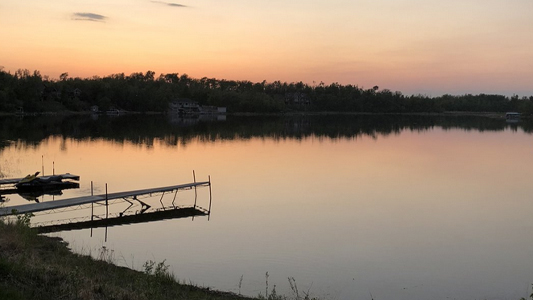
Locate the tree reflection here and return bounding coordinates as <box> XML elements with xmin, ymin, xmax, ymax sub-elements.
<box><xmin>0</xmin><ymin>114</ymin><xmax>531</xmax><ymax>150</ymax></box>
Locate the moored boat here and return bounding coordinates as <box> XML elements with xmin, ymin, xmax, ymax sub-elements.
<box><xmin>14</xmin><ymin>172</ymin><xmax>80</xmax><ymax>192</ymax></box>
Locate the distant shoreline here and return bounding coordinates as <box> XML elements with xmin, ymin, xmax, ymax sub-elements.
<box><xmin>0</xmin><ymin>110</ymin><xmax>511</xmax><ymax>119</ymax></box>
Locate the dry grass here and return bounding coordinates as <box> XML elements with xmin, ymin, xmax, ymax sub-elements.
<box><xmin>0</xmin><ymin>220</ymin><xmax>255</xmax><ymax>300</ymax></box>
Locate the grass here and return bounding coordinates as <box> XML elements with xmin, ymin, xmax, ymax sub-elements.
<box><xmin>256</xmin><ymin>273</ymin><xmax>319</xmax><ymax>300</ymax></box>
<box><xmin>0</xmin><ymin>217</ymin><xmax>257</xmax><ymax>300</ymax></box>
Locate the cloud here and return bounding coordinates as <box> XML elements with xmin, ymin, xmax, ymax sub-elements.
<box><xmin>72</xmin><ymin>12</ymin><xmax>107</xmax><ymax>22</ymax></box>
<box><xmin>151</xmin><ymin>1</ymin><xmax>187</xmax><ymax>7</ymax></box>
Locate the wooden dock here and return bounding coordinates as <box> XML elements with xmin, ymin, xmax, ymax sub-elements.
<box><xmin>0</xmin><ymin>181</ymin><xmax>210</xmax><ymax>216</ymax></box>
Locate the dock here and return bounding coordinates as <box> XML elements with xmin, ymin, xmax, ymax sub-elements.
<box><xmin>0</xmin><ymin>181</ymin><xmax>210</xmax><ymax>217</ymax></box>
<box><xmin>0</xmin><ymin>173</ymin><xmax>81</xmax><ymax>196</ymax></box>
<box><xmin>0</xmin><ymin>173</ymin><xmax>80</xmax><ymax>186</ymax></box>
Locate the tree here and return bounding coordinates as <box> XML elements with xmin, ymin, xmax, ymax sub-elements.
<box><xmin>60</xmin><ymin>72</ymin><xmax>69</xmax><ymax>81</ymax></box>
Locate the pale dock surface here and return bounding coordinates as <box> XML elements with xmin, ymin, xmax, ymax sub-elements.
<box><xmin>0</xmin><ymin>181</ymin><xmax>209</xmax><ymax>216</ymax></box>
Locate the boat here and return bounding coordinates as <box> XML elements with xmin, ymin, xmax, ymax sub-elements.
<box><xmin>14</xmin><ymin>172</ymin><xmax>80</xmax><ymax>192</ymax></box>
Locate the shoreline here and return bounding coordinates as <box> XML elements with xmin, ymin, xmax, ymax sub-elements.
<box><xmin>0</xmin><ymin>221</ymin><xmax>257</xmax><ymax>300</ymax></box>
<box><xmin>0</xmin><ymin>110</ymin><xmax>512</xmax><ymax>119</ymax></box>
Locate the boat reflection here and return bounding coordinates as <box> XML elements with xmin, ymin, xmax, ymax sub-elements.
<box><xmin>17</xmin><ymin>186</ymin><xmax>79</xmax><ymax>202</ymax></box>
<box><xmin>0</xmin><ymin>173</ymin><xmax>80</xmax><ymax>203</ymax></box>
<box><xmin>0</xmin><ymin>183</ymin><xmax>80</xmax><ymax>202</ymax></box>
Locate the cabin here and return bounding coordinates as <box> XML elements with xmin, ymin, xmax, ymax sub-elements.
<box><xmin>68</xmin><ymin>88</ymin><xmax>82</xmax><ymax>98</ymax></box>
<box><xmin>505</xmin><ymin>112</ymin><xmax>521</xmax><ymax>120</ymax></box>
<box><xmin>169</xmin><ymin>99</ymin><xmax>201</xmax><ymax>114</ymax></box>
<box><xmin>201</xmin><ymin>106</ymin><xmax>227</xmax><ymax>114</ymax></box>
<box><xmin>169</xmin><ymin>99</ymin><xmax>226</xmax><ymax>115</ymax></box>
<box><xmin>41</xmin><ymin>85</ymin><xmax>61</xmax><ymax>101</ymax></box>
<box><xmin>284</xmin><ymin>92</ymin><xmax>310</xmax><ymax>105</ymax></box>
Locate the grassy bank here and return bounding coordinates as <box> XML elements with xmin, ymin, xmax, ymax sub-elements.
<box><xmin>0</xmin><ymin>217</ymin><xmax>257</xmax><ymax>300</ymax></box>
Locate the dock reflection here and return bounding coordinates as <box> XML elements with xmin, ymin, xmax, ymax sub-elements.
<box><xmin>25</xmin><ymin>174</ymin><xmax>213</xmax><ymax>241</ymax></box>
<box><xmin>37</xmin><ymin>206</ymin><xmax>208</xmax><ymax>234</ymax></box>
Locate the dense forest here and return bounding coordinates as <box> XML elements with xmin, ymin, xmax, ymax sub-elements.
<box><xmin>1</xmin><ymin>68</ymin><xmax>532</xmax><ymax>114</ymax></box>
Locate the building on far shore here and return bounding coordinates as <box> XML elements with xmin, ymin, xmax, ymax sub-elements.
<box><xmin>284</xmin><ymin>92</ymin><xmax>310</xmax><ymax>106</ymax></box>
<box><xmin>169</xmin><ymin>99</ymin><xmax>226</xmax><ymax>115</ymax></box>
<box><xmin>505</xmin><ymin>112</ymin><xmax>521</xmax><ymax>122</ymax></box>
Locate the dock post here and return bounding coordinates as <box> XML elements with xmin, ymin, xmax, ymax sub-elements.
<box><xmin>91</xmin><ymin>181</ymin><xmax>94</xmax><ymax>237</ymax></box>
<box><xmin>91</xmin><ymin>181</ymin><xmax>94</xmax><ymax>220</ymax></box>
<box><xmin>105</xmin><ymin>183</ymin><xmax>108</xmax><ymax>219</ymax></box>
<box><xmin>91</xmin><ymin>182</ymin><xmax>94</xmax><ymax>218</ymax></box>
<box><xmin>105</xmin><ymin>183</ymin><xmax>109</xmax><ymax>241</ymax></box>
<box><xmin>208</xmin><ymin>175</ymin><xmax>212</xmax><ymax>220</ymax></box>
<box><xmin>193</xmin><ymin>170</ymin><xmax>197</xmax><ymax>208</ymax></box>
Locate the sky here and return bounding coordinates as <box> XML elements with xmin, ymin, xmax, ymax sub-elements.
<box><xmin>1</xmin><ymin>0</ymin><xmax>532</xmax><ymax>96</ymax></box>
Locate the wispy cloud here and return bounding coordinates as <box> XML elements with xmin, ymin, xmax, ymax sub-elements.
<box><xmin>72</xmin><ymin>12</ymin><xmax>107</xmax><ymax>22</ymax></box>
<box><xmin>151</xmin><ymin>1</ymin><xmax>187</xmax><ymax>8</ymax></box>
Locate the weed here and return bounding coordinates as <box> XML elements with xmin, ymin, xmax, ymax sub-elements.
<box><xmin>288</xmin><ymin>277</ymin><xmax>300</xmax><ymax>300</ymax></box>
<box><xmin>266</xmin><ymin>271</ymin><xmax>269</xmax><ymax>298</ymax></box>
<box><xmin>143</xmin><ymin>259</ymin><xmax>175</xmax><ymax>282</ymax></box>
<box><xmin>239</xmin><ymin>274</ymin><xmax>244</xmax><ymax>295</ymax></box>
<box><xmin>257</xmin><ymin>272</ymin><xmax>288</xmax><ymax>300</ymax></box>
<box><xmin>3</xmin><ymin>211</ymin><xmax>37</xmax><ymax>244</ymax></box>
<box><xmin>143</xmin><ymin>259</ymin><xmax>155</xmax><ymax>275</ymax></box>
<box><xmin>15</xmin><ymin>212</ymin><xmax>33</xmax><ymax>227</ymax></box>
<box><xmin>154</xmin><ymin>260</ymin><xmax>171</xmax><ymax>278</ymax></box>
<box><xmin>521</xmin><ymin>284</ymin><xmax>533</xmax><ymax>300</ymax></box>
<box><xmin>257</xmin><ymin>274</ymin><xmax>319</xmax><ymax>300</ymax></box>
<box><xmin>289</xmin><ymin>277</ymin><xmax>315</xmax><ymax>300</ymax></box>
<box><xmin>258</xmin><ymin>284</ymin><xmax>284</xmax><ymax>300</ymax></box>
<box><xmin>269</xmin><ymin>285</ymin><xmax>282</xmax><ymax>300</ymax></box>
<box><xmin>97</xmin><ymin>246</ymin><xmax>115</xmax><ymax>263</ymax></box>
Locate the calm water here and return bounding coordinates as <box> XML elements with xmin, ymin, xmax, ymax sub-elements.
<box><xmin>1</xmin><ymin>114</ymin><xmax>533</xmax><ymax>300</ymax></box>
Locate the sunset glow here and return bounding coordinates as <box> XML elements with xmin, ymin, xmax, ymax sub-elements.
<box><xmin>1</xmin><ymin>0</ymin><xmax>532</xmax><ymax>96</ymax></box>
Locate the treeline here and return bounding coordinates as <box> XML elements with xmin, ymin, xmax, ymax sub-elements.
<box><xmin>1</xmin><ymin>68</ymin><xmax>532</xmax><ymax>114</ymax></box>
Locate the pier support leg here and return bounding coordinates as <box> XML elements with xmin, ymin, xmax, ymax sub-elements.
<box><xmin>193</xmin><ymin>170</ymin><xmax>197</xmax><ymax>209</ymax></box>
<box><xmin>172</xmin><ymin>190</ymin><xmax>178</xmax><ymax>208</ymax></box>
<box><xmin>105</xmin><ymin>183</ymin><xmax>108</xmax><ymax>219</ymax></box>
<box><xmin>208</xmin><ymin>175</ymin><xmax>212</xmax><ymax>220</ymax></box>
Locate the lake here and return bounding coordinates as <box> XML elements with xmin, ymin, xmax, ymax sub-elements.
<box><xmin>1</xmin><ymin>113</ymin><xmax>532</xmax><ymax>300</ymax></box>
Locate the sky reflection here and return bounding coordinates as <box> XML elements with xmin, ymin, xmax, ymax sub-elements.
<box><xmin>1</xmin><ymin>116</ymin><xmax>533</xmax><ymax>300</ymax></box>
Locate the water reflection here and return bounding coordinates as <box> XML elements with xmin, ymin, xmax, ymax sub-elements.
<box><xmin>0</xmin><ymin>173</ymin><xmax>80</xmax><ymax>202</ymax></box>
<box><xmin>17</xmin><ymin>186</ymin><xmax>79</xmax><ymax>202</ymax></box>
<box><xmin>37</xmin><ymin>206</ymin><xmax>207</xmax><ymax>234</ymax></box>
<box><xmin>2</xmin><ymin>176</ymin><xmax>212</xmax><ymax>242</ymax></box>
<box><xmin>0</xmin><ymin>114</ymin><xmax>532</xmax><ymax>300</ymax></box>
<box><xmin>0</xmin><ymin>114</ymin><xmax>530</xmax><ymax>150</ymax></box>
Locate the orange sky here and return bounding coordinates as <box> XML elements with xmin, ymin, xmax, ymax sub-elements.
<box><xmin>1</xmin><ymin>0</ymin><xmax>533</xmax><ymax>96</ymax></box>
